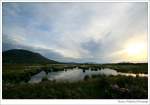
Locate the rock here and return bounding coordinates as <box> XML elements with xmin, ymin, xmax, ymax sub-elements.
<box><xmin>111</xmin><ymin>84</ymin><xmax>129</xmax><ymax>93</ymax></box>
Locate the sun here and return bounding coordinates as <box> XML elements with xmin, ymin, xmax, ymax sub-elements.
<box><xmin>126</xmin><ymin>43</ymin><xmax>145</xmax><ymax>55</ymax></box>
<box><xmin>124</xmin><ymin>42</ymin><xmax>147</xmax><ymax>62</ymax></box>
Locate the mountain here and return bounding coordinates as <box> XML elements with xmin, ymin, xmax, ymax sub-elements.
<box><xmin>2</xmin><ymin>49</ymin><xmax>58</xmax><ymax>64</ymax></box>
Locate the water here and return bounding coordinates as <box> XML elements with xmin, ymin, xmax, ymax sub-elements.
<box><xmin>28</xmin><ymin>67</ymin><xmax>148</xmax><ymax>83</ymax></box>
<box><xmin>28</xmin><ymin>71</ymin><xmax>46</xmax><ymax>83</ymax></box>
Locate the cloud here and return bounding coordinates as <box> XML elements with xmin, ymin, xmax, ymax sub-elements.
<box><xmin>2</xmin><ymin>2</ymin><xmax>148</xmax><ymax>63</ymax></box>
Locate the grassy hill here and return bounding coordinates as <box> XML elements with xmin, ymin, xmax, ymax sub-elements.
<box><xmin>2</xmin><ymin>49</ymin><xmax>58</xmax><ymax>64</ymax></box>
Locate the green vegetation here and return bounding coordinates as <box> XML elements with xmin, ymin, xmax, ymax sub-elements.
<box><xmin>2</xmin><ymin>49</ymin><xmax>148</xmax><ymax>99</ymax></box>
<box><xmin>2</xmin><ymin>64</ymin><xmax>42</xmax><ymax>83</ymax></box>
<box><xmin>3</xmin><ymin>63</ymin><xmax>148</xmax><ymax>84</ymax></box>
<box><xmin>3</xmin><ymin>75</ymin><xmax>148</xmax><ymax>99</ymax></box>
<box><xmin>42</xmin><ymin>76</ymin><xmax>49</xmax><ymax>82</ymax></box>
<box><xmin>2</xmin><ymin>63</ymin><xmax>77</xmax><ymax>84</ymax></box>
<box><xmin>102</xmin><ymin>63</ymin><xmax>148</xmax><ymax>74</ymax></box>
<box><xmin>76</xmin><ymin>63</ymin><xmax>148</xmax><ymax>73</ymax></box>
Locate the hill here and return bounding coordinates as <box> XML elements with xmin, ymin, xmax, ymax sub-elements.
<box><xmin>2</xmin><ymin>49</ymin><xmax>58</xmax><ymax>64</ymax></box>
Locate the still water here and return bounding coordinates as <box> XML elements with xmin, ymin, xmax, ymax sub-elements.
<box><xmin>28</xmin><ymin>68</ymin><xmax>148</xmax><ymax>83</ymax></box>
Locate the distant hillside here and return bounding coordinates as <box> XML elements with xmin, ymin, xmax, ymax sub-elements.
<box><xmin>2</xmin><ymin>49</ymin><xmax>58</xmax><ymax>64</ymax></box>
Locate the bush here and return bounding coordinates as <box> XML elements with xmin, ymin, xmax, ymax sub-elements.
<box><xmin>42</xmin><ymin>76</ymin><xmax>48</xmax><ymax>82</ymax></box>
<box><xmin>84</xmin><ymin>75</ymin><xmax>90</xmax><ymax>81</ymax></box>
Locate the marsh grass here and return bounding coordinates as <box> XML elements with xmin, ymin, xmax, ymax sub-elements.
<box><xmin>2</xmin><ymin>63</ymin><xmax>148</xmax><ymax>99</ymax></box>
<box><xmin>3</xmin><ymin>75</ymin><xmax>147</xmax><ymax>99</ymax></box>
<box><xmin>103</xmin><ymin>63</ymin><xmax>148</xmax><ymax>73</ymax></box>
<box><xmin>2</xmin><ymin>63</ymin><xmax>148</xmax><ymax>84</ymax></box>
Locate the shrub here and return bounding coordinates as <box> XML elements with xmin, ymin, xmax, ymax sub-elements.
<box><xmin>42</xmin><ymin>76</ymin><xmax>49</xmax><ymax>82</ymax></box>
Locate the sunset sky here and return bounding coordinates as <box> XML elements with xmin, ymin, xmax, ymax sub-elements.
<box><xmin>2</xmin><ymin>2</ymin><xmax>148</xmax><ymax>63</ymax></box>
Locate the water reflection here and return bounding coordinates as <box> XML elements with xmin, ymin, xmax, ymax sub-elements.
<box><xmin>29</xmin><ymin>71</ymin><xmax>46</xmax><ymax>83</ymax></box>
<box><xmin>29</xmin><ymin>68</ymin><xmax>147</xmax><ymax>83</ymax></box>
<box><xmin>99</xmin><ymin>69</ymin><xmax>118</xmax><ymax>76</ymax></box>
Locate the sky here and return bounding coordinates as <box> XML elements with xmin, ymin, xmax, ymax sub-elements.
<box><xmin>2</xmin><ymin>2</ymin><xmax>148</xmax><ymax>63</ymax></box>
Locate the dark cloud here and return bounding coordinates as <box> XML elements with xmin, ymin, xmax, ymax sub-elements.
<box><xmin>2</xmin><ymin>3</ymin><xmax>148</xmax><ymax>63</ymax></box>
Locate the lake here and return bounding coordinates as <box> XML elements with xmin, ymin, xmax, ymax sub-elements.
<box><xmin>28</xmin><ymin>67</ymin><xmax>148</xmax><ymax>83</ymax></box>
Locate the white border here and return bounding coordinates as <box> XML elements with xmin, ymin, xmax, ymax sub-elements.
<box><xmin>148</xmin><ymin>0</ymin><xmax>150</xmax><ymax>105</ymax></box>
<box><xmin>1</xmin><ymin>0</ymin><xmax>150</xmax><ymax>2</ymax></box>
<box><xmin>0</xmin><ymin>1</ymin><xmax>149</xmax><ymax>105</ymax></box>
<box><xmin>0</xmin><ymin>1</ymin><xmax>2</xmax><ymax>105</ymax></box>
<box><xmin>1</xmin><ymin>99</ymin><xmax>150</xmax><ymax>105</ymax></box>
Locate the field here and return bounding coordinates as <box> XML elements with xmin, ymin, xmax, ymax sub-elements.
<box><xmin>2</xmin><ymin>63</ymin><xmax>148</xmax><ymax>99</ymax></box>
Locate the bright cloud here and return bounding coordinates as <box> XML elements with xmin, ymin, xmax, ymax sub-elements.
<box><xmin>2</xmin><ymin>2</ymin><xmax>148</xmax><ymax>63</ymax></box>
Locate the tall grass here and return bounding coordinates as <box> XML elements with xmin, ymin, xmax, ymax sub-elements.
<box><xmin>3</xmin><ymin>75</ymin><xmax>148</xmax><ymax>99</ymax></box>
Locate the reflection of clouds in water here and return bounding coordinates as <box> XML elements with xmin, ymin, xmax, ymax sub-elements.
<box><xmin>139</xmin><ymin>73</ymin><xmax>148</xmax><ymax>77</ymax></box>
<box><xmin>29</xmin><ymin>68</ymin><xmax>148</xmax><ymax>83</ymax></box>
<box><xmin>118</xmin><ymin>72</ymin><xmax>136</xmax><ymax>77</ymax></box>
<box><xmin>118</xmin><ymin>72</ymin><xmax>147</xmax><ymax>77</ymax></box>
<box><xmin>29</xmin><ymin>71</ymin><xmax>46</xmax><ymax>83</ymax></box>
<box><xmin>85</xmin><ymin>70</ymin><xmax>101</xmax><ymax>77</ymax></box>
<box><xmin>99</xmin><ymin>69</ymin><xmax>118</xmax><ymax>76</ymax></box>
<box><xmin>48</xmin><ymin>69</ymin><xmax>84</xmax><ymax>81</ymax></box>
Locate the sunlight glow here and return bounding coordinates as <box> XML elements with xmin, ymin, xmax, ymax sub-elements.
<box><xmin>124</xmin><ymin>41</ymin><xmax>147</xmax><ymax>62</ymax></box>
<box><xmin>126</xmin><ymin>43</ymin><xmax>145</xmax><ymax>55</ymax></box>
